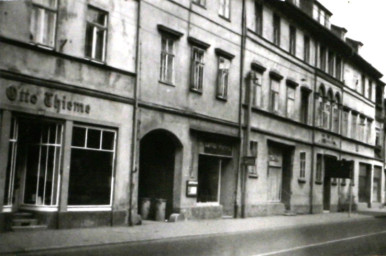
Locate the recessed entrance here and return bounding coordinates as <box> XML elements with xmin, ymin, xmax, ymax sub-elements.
<box><xmin>138</xmin><ymin>130</ymin><xmax>181</xmax><ymax>220</ymax></box>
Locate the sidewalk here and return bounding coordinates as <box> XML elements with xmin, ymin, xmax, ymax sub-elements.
<box><xmin>0</xmin><ymin>212</ymin><xmax>376</xmax><ymax>255</ymax></box>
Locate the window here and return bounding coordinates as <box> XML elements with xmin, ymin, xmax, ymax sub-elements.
<box><xmin>361</xmin><ymin>74</ymin><xmax>366</xmax><ymax>95</ymax></box>
<box><xmin>85</xmin><ymin>6</ymin><xmax>108</xmax><ymax>61</ymax></box>
<box><xmin>299</xmin><ymin>152</ymin><xmax>306</xmax><ymax>179</ymax></box>
<box><xmin>342</xmin><ymin>110</ymin><xmax>349</xmax><ymax>136</ymax></box>
<box><xmin>270</xmin><ymin>79</ymin><xmax>280</xmax><ymax>112</ymax></box>
<box><xmin>273</xmin><ymin>14</ymin><xmax>281</xmax><ymax>46</ymax></box>
<box><xmin>219</xmin><ymin>0</ymin><xmax>230</xmax><ymax>19</ymax></box>
<box><xmin>319</xmin><ymin>46</ymin><xmax>326</xmax><ymax>71</ymax></box>
<box><xmin>368</xmin><ymin>80</ymin><xmax>373</xmax><ymax>100</ymax></box>
<box><xmin>248</xmin><ymin>141</ymin><xmax>258</xmax><ymax>177</ymax></box>
<box><xmin>328</xmin><ymin>51</ymin><xmax>334</xmax><ymax>76</ymax></box>
<box><xmin>359</xmin><ymin>117</ymin><xmax>365</xmax><ymax>141</ymax></box>
<box><xmin>366</xmin><ymin>120</ymin><xmax>372</xmax><ymax>143</ymax></box>
<box><xmin>251</xmin><ymin>72</ymin><xmax>263</xmax><ymax>107</ymax></box>
<box><xmin>286</xmin><ymin>86</ymin><xmax>296</xmax><ymax>119</ymax></box>
<box><xmin>68</xmin><ymin>125</ymin><xmax>116</xmax><ymax>206</ymax></box>
<box><xmin>30</xmin><ymin>0</ymin><xmax>58</xmax><ymax>47</ymax></box>
<box><xmin>216</xmin><ymin>56</ymin><xmax>230</xmax><ymax>100</ymax></box>
<box><xmin>316</xmin><ymin>89</ymin><xmax>324</xmax><ymax>127</ymax></box>
<box><xmin>293</xmin><ymin>0</ymin><xmax>300</xmax><ymax>6</ymax></box>
<box><xmin>192</xmin><ymin>0</ymin><xmax>206</xmax><ymax>7</ymax></box>
<box><xmin>316</xmin><ymin>154</ymin><xmax>323</xmax><ymax>184</ymax></box>
<box><xmin>190</xmin><ymin>47</ymin><xmax>205</xmax><ymax>92</ymax></box>
<box><xmin>332</xmin><ymin>104</ymin><xmax>339</xmax><ymax>133</ymax></box>
<box><xmin>160</xmin><ymin>36</ymin><xmax>175</xmax><ymax>84</ymax></box>
<box><xmin>373</xmin><ymin>167</ymin><xmax>382</xmax><ymax>202</ymax></box>
<box><xmin>300</xmin><ymin>89</ymin><xmax>309</xmax><ymax>124</ymax></box>
<box><xmin>351</xmin><ymin>113</ymin><xmax>357</xmax><ymax>139</ymax></box>
<box><xmin>289</xmin><ymin>26</ymin><xmax>296</xmax><ymax>55</ymax></box>
<box><xmin>323</xmin><ymin>99</ymin><xmax>331</xmax><ymax>129</ymax></box>
<box><xmin>254</xmin><ymin>1</ymin><xmax>263</xmax><ymax>35</ymax></box>
<box><xmin>375</xmin><ymin>126</ymin><xmax>381</xmax><ymax>146</ymax></box>
<box><xmin>304</xmin><ymin>36</ymin><xmax>310</xmax><ymax>63</ymax></box>
<box><xmin>335</xmin><ymin>56</ymin><xmax>342</xmax><ymax>80</ymax></box>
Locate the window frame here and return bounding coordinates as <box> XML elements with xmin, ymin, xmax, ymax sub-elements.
<box><xmin>270</xmin><ymin>78</ymin><xmax>281</xmax><ymax>113</ymax></box>
<box><xmin>216</xmin><ymin>56</ymin><xmax>231</xmax><ymax>100</ymax></box>
<box><xmin>218</xmin><ymin>0</ymin><xmax>231</xmax><ymax>20</ymax></box>
<box><xmin>190</xmin><ymin>46</ymin><xmax>205</xmax><ymax>93</ymax></box>
<box><xmin>254</xmin><ymin>1</ymin><xmax>263</xmax><ymax>35</ymax></box>
<box><xmin>85</xmin><ymin>5</ymin><xmax>108</xmax><ymax>62</ymax></box>
<box><xmin>315</xmin><ymin>154</ymin><xmax>323</xmax><ymax>184</ymax></box>
<box><xmin>30</xmin><ymin>0</ymin><xmax>58</xmax><ymax>48</ymax></box>
<box><xmin>299</xmin><ymin>152</ymin><xmax>306</xmax><ymax>182</ymax></box>
<box><xmin>160</xmin><ymin>35</ymin><xmax>176</xmax><ymax>85</ymax></box>
<box><xmin>286</xmin><ymin>85</ymin><xmax>296</xmax><ymax>119</ymax></box>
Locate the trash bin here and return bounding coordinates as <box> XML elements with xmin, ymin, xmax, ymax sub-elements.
<box><xmin>154</xmin><ymin>198</ymin><xmax>167</xmax><ymax>221</ymax></box>
<box><xmin>139</xmin><ymin>197</ymin><xmax>151</xmax><ymax>220</ymax></box>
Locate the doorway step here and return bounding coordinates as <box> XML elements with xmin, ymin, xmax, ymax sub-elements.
<box><xmin>10</xmin><ymin>212</ymin><xmax>47</xmax><ymax>232</ymax></box>
<box><xmin>283</xmin><ymin>210</ymin><xmax>297</xmax><ymax>216</ymax></box>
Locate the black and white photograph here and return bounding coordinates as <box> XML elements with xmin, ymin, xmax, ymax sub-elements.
<box><xmin>0</xmin><ymin>0</ymin><xmax>386</xmax><ymax>255</ymax></box>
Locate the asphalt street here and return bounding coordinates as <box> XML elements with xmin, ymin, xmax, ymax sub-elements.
<box><xmin>13</xmin><ymin>217</ymin><xmax>386</xmax><ymax>256</ymax></box>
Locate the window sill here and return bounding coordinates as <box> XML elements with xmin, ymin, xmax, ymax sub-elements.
<box><xmin>216</xmin><ymin>96</ymin><xmax>228</xmax><ymax>102</ymax></box>
<box><xmin>85</xmin><ymin>57</ymin><xmax>106</xmax><ymax>65</ymax></box>
<box><xmin>190</xmin><ymin>88</ymin><xmax>203</xmax><ymax>94</ymax></box>
<box><xmin>248</xmin><ymin>173</ymin><xmax>258</xmax><ymax>179</ymax></box>
<box><xmin>218</xmin><ymin>14</ymin><xmax>231</xmax><ymax>22</ymax></box>
<box><xmin>315</xmin><ymin>180</ymin><xmax>323</xmax><ymax>185</ymax></box>
<box><xmin>159</xmin><ymin>80</ymin><xmax>175</xmax><ymax>87</ymax></box>
<box><xmin>30</xmin><ymin>42</ymin><xmax>55</xmax><ymax>51</ymax></box>
<box><xmin>298</xmin><ymin>177</ymin><xmax>306</xmax><ymax>184</ymax></box>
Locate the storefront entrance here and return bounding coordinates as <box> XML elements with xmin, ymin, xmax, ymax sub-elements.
<box><xmin>358</xmin><ymin>163</ymin><xmax>371</xmax><ymax>205</ymax></box>
<box><xmin>138</xmin><ymin>130</ymin><xmax>181</xmax><ymax>220</ymax></box>
<box><xmin>3</xmin><ymin>117</ymin><xmax>62</xmax><ymax>212</ymax></box>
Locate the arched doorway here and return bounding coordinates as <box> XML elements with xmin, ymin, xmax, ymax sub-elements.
<box><xmin>138</xmin><ymin>129</ymin><xmax>182</xmax><ymax>220</ymax></box>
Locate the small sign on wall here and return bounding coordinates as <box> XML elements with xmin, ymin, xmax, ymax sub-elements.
<box><xmin>186</xmin><ymin>180</ymin><xmax>198</xmax><ymax>197</ymax></box>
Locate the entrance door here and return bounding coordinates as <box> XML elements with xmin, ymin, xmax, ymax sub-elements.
<box><xmin>3</xmin><ymin>117</ymin><xmax>63</xmax><ymax>211</ymax></box>
<box><xmin>197</xmin><ymin>155</ymin><xmax>221</xmax><ymax>203</ymax></box>
<box><xmin>358</xmin><ymin>163</ymin><xmax>371</xmax><ymax>204</ymax></box>
<box><xmin>323</xmin><ymin>176</ymin><xmax>331</xmax><ymax>211</ymax></box>
<box><xmin>138</xmin><ymin>130</ymin><xmax>180</xmax><ymax>220</ymax></box>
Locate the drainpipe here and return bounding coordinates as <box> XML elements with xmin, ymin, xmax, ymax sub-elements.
<box><xmin>309</xmin><ymin>66</ymin><xmax>317</xmax><ymax>214</ymax></box>
<box><xmin>128</xmin><ymin>0</ymin><xmax>142</xmax><ymax>226</ymax></box>
<box><xmin>238</xmin><ymin>0</ymin><xmax>247</xmax><ymax>218</ymax></box>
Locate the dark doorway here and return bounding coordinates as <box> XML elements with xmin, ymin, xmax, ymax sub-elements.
<box><xmin>138</xmin><ymin>130</ymin><xmax>180</xmax><ymax>220</ymax></box>
<box><xmin>323</xmin><ymin>176</ymin><xmax>331</xmax><ymax>211</ymax></box>
<box><xmin>358</xmin><ymin>163</ymin><xmax>371</xmax><ymax>204</ymax></box>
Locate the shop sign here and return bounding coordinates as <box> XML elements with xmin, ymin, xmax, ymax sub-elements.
<box><xmin>5</xmin><ymin>85</ymin><xmax>91</xmax><ymax>114</ymax></box>
<box><xmin>186</xmin><ymin>180</ymin><xmax>198</xmax><ymax>197</ymax></box>
<box><xmin>203</xmin><ymin>142</ymin><xmax>233</xmax><ymax>157</ymax></box>
<box><xmin>242</xmin><ymin>156</ymin><xmax>256</xmax><ymax>166</ymax></box>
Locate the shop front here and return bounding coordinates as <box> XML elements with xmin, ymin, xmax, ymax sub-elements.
<box><xmin>0</xmin><ymin>80</ymin><xmax>133</xmax><ymax>230</ymax></box>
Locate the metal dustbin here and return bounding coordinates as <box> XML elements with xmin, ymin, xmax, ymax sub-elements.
<box><xmin>139</xmin><ymin>197</ymin><xmax>151</xmax><ymax>220</ymax></box>
<box><xmin>154</xmin><ymin>198</ymin><xmax>167</xmax><ymax>221</ymax></box>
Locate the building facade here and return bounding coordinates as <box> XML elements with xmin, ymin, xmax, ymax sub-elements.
<box><xmin>0</xmin><ymin>0</ymin><xmax>384</xmax><ymax>231</ymax></box>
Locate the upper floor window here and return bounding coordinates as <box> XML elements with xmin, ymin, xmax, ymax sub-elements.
<box><xmin>315</xmin><ymin>154</ymin><xmax>323</xmax><ymax>184</ymax></box>
<box><xmin>300</xmin><ymin>88</ymin><xmax>310</xmax><ymax>124</ymax></box>
<box><xmin>361</xmin><ymin>74</ymin><xmax>366</xmax><ymax>95</ymax></box>
<box><xmin>319</xmin><ymin>46</ymin><xmax>326</xmax><ymax>71</ymax></box>
<box><xmin>342</xmin><ymin>110</ymin><xmax>349</xmax><ymax>136</ymax></box>
<box><xmin>359</xmin><ymin>116</ymin><xmax>366</xmax><ymax>141</ymax></box>
<box><xmin>270</xmin><ymin>78</ymin><xmax>280</xmax><ymax>112</ymax></box>
<box><xmin>328</xmin><ymin>51</ymin><xmax>334</xmax><ymax>76</ymax></box>
<box><xmin>160</xmin><ymin>36</ymin><xmax>175</xmax><ymax>84</ymax></box>
<box><xmin>368</xmin><ymin>80</ymin><xmax>373</xmax><ymax>100</ymax></box>
<box><xmin>85</xmin><ymin>6</ymin><xmax>108</xmax><ymax>62</ymax></box>
<box><xmin>216</xmin><ymin>56</ymin><xmax>231</xmax><ymax>100</ymax></box>
<box><xmin>251</xmin><ymin>72</ymin><xmax>263</xmax><ymax>107</ymax></box>
<box><xmin>219</xmin><ymin>0</ymin><xmax>230</xmax><ymax>19</ymax></box>
<box><xmin>30</xmin><ymin>0</ymin><xmax>58</xmax><ymax>47</ymax></box>
<box><xmin>273</xmin><ymin>14</ymin><xmax>281</xmax><ymax>46</ymax></box>
<box><xmin>289</xmin><ymin>26</ymin><xmax>296</xmax><ymax>55</ymax></box>
<box><xmin>254</xmin><ymin>1</ymin><xmax>263</xmax><ymax>35</ymax></box>
<box><xmin>367</xmin><ymin>120</ymin><xmax>373</xmax><ymax>144</ymax></box>
<box><xmin>335</xmin><ymin>56</ymin><xmax>342</xmax><ymax>80</ymax></box>
<box><xmin>190</xmin><ymin>47</ymin><xmax>205</xmax><ymax>92</ymax></box>
<box><xmin>351</xmin><ymin>113</ymin><xmax>358</xmax><ymax>139</ymax></box>
<box><xmin>192</xmin><ymin>0</ymin><xmax>206</xmax><ymax>7</ymax></box>
<box><xmin>304</xmin><ymin>36</ymin><xmax>310</xmax><ymax>63</ymax></box>
<box><xmin>286</xmin><ymin>85</ymin><xmax>296</xmax><ymax>119</ymax></box>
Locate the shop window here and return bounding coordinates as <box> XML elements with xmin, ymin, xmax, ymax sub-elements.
<box><xmin>303</xmin><ymin>36</ymin><xmax>310</xmax><ymax>63</ymax></box>
<box><xmin>85</xmin><ymin>6</ymin><xmax>108</xmax><ymax>62</ymax></box>
<box><xmin>30</xmin><ymin>0</ymin><xmax>57</xmax><ymax>47</ymax></box>
<box><xmin>254</xmin><ymin>1</ymin><xmax>263</xmax><ymax>35</ymax></box>
<box><xmin>3</xmin><ymin>119</ymin><xmax>18</xmax><ymax>207</ymax></box>
<box><xmin>68</xmin><ymin>125</ymin><xmax>116</xmax><ymax>206</ymax></box>
<box><xmin>289</xmin><ymin>26</ymin><xmax>296</xmax><ymax>55</ymax></box>
<box><xmin>273</xmin><ymin>14</ymin><xmax>280</xmax><ymax>46</ymax></box>
<box><xmin>270</xmin><ymin>79</ymin><xmax>280</xmax><ymax>113</ymax></box>
<box><xmin>251</xmin><ymin>72</ymin><xmax>263</xmax><ymax>107</ymax></box>
<box><xmin>160</xmin><ymin>36</ymin><xmax>175</xmax><ymax>84</ymax></box>
<box><xmin>315</xmin><ymin>154</ymin><xmax>323</xmax><ymax>184</ymax></box>
<box><xmin>299</xmin><ymin>152</ymin><xmax>306</xmax><ymax>180</ymax></box>
<box><xmin>286</xmin><ymin>86</ymin><xmax>295</xmax><ymax>119</ymax></box>
<box><xmin>190</xmin><ymin>47</ymin><xmax>205</xmax><ymax>92</ymax></box>
<box><xmin>216</xmin><ymin>56</ymin><xmax>230</xmax><ymax>100</ymax></box>
<box><xmin>219</xmin><ymin>0</ymin><xmax>230</xmax><ymax>19</ymax></box>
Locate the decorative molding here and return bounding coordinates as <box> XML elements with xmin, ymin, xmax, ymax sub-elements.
<box><xmin>157</xmin><ymin>24</ymin><xmax>184</xmax><ymax>38</ymax></box>
<box><xmin>188</xmin><ymin>36</ymin><xmax>210</xmax><ymax>49</ymax></box>
<box><xmin>251</xmin><ymin>61</ymin><xmax>267</xmax><ymax>73</ymax></box>
<box><xmin>269</xmin><ymin>70</ymin><xmax>284</xmax><ymax>80</ymax></box>
<box><xmin>286</xmin><ymin>78</ymin><xmax>299</xmax><ymax>88</ymax></box>
<box><xmin>215</xmin><ymin>48</ymin><xmax>235</xmax><ymax>60</ymax></box>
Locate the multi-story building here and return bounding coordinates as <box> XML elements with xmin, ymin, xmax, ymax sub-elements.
<box><xmin>0</xmin><ymin>0</ymin><xmax>384</xmax><ymax>231</ymax></box>
<box><xmin>0</xmin><ymin>0</ymin><xmax>138</xmax><ymax>230</ymax></box>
